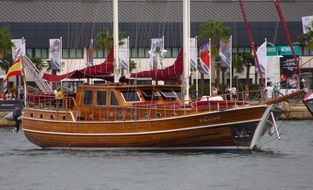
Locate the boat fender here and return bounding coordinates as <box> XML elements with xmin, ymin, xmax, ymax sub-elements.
<box><xmin>282</xmin><ymin>101</ymin><xmax>290</xmax><ymax>112</ymax></box>
<box><xmin>4</xmin><ymin>112</ymin><xmax>14</xmax><ymax>121</ymax></box>
<box><xmin>13</xmin><ymin>106</ymin><xmax>23</xmax><ymax>121</ymax></box>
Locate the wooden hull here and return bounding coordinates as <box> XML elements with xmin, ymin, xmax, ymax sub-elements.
<box><xmin>22</xmin><ymin>105</ymin><xmax>274</xmax><ymax>149</ymax></box>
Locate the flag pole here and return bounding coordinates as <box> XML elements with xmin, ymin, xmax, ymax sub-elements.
<box><xmin>264</xmin><ymin>38</ymin><xmax>267</xmax><ymax>86</ymax></box>
<box><xmin>209</xmin><ymin>38</ymin><xmax>212</xmax><ymax>96</ymax></box>
<box><xmin>60</xmin><ymin>37</ymin><xmax>63</xmax><ymax>87</ymax></box>
<box><xmin>195</xmin><ymin>36</ymin><xmax>199</xmax><ymax>98</ymax></box>
<box><xmin>230</xmin><ymin>36</ymin><xmax>233</xmax><ymax>89</ymax></box>
<box><xmin>18</xmin><ymin>55</ymin><xmax>27</xmax><ymax>107</ymax></box>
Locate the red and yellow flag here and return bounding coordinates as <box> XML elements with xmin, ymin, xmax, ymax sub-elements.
<box><xmin>4</xmin><ymin>58</ymin><xmax>22</xmax><ymax>81</ymax></box>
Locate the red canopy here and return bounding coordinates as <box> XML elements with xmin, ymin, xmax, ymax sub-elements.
<box><xmin>42</xmin><ymin>48</ymin><xmax>114</xmax><ymax>82</ymax></box>
<box><xmin>130</xmin><ymin>49</ymin><xmax>183</xmax><ymax>81</ymax></box>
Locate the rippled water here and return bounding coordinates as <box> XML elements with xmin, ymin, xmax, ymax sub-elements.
<box><xmin>1</xmin><ymin>120</ymin><xmax>313</xmax><ymax>190</ymax></box>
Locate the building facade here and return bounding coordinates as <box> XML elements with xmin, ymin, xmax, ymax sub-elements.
<box><xmin>0</xmin><ymin>0</ymin><xmax>313</xmax><ymax>87</ymax></box>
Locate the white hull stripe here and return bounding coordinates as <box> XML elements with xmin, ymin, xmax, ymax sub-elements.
<box><xmin>43</xmin><ymin>146</ymin><xmax>251</xmax><ymax>150</ymax></box>
<box><xmin>23</xmin><ymin>118</ymin><xmax>261</xmax><ymax>136</ymax></box>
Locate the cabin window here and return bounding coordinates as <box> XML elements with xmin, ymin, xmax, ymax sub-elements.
<box><xmin>84</xmin><ymin>90</ymin><xmax>93</xmax><ymax>105</ymax></box>
<box><xmin>121</xmin><ymin>90</ymin><xmax>140</xmax><ymax>102</ymax></box>
<box><xmin>141</xmin><ymin>89</ymin><xmax>160</xmax><ymax>101</ymax></box>
<box><xmin>97</xmin><ymin>91</ymin><xmax>107</xmax><ymax>106</ymax></box>
<box><xmin>173</xmin><ymin>90</ymin><xmax>182</xmax><ymax>100</ymax></box>
<box><xmin>110</xmin><ymin>91</ymin><xmax>119</xmax><ymax>106</ymax></box>
<box><xmin>160</xmin><ymin>89</ymin><xmax>178</xmax><ymax>101</ymax></box>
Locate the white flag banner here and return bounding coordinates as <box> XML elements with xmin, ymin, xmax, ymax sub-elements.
<box><xmin>49</xmin><ymin>38</ymin><xmax>62</xmax><ymax>71</ymax></box>
<box><xmin>190</xmin><ymin>38</ymin><xmax>198</xmax><ymax>70</ymax></box>
<box><xmin>119</xmin><ymin>37</ymin><xmax>129</xmax><ymax>70</ymax></box>
<box><xmin>256</xmin><ymin>41</ymin><xmax>267</xmax><ymax>75</ymax></box>
<box><xmin>219</xmin><ymin>37</ymin><xmax>231</xmax><ymax>68</ymax></box>
<box><xmin>148</xmin><ymin>37</ymin><xmax>167</xmax><ymax>69</ymax></box>
<box><xmin>11</xmin><ymin>39</ymin><xmax>26</xmax><ymax>61</ymax></box>
<box><xmin>302</xmin><ymin>16</ymin><xmax>313</xmax><ymax>34</ymax></box>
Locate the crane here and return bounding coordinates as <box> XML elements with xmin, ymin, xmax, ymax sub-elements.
<box><xmin>273</xmin><ymin>0</ymin><xmax>300</xmax><ymax>89</ymax></box>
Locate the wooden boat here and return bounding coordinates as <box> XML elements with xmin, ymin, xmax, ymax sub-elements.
<box><xmin>20</xmin><ymin>0</ymin><xmax>308</xmax><ymax>150</ymax></box>
<box><xmin>22</xmin><ymin>84</ymin><xmax>304</xmax><ymax>150</ymax></box>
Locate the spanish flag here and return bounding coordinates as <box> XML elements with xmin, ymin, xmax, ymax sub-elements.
<box><xmin>5</xmin><ymin>58</ymin><xmax>22</xmax><ymax>80</ymax></box>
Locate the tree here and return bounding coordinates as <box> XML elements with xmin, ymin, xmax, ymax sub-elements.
<box><xmin>31</xmin><ymin>57</ymin><xmax>48</xmax><ymax>71</ymax></box>
<box><xmin>298</xmin><ymin>21</ymin><xmax>313</xmax><ymax>48</ymax></box>
<box><xmin>231</xmin><ymin>53</ymin><xmax>255</xmax><ymax>87</ymax></box>
<box><xmin>231</xmin><ymin>54</ymin><xmax>245</xmax><ymax>85</ymax></box>
<box><xmin>129</xmin><ymin>59</ymin><xmax>137</xmax><ymax>72</ymax></box>
<box><xmin>0</xmin><ymin>26</ymin><xmax>14</xmax><ymax>72</ymax></box>
<box><xmin>95</xmin><ymin>28</ymin><xmax>125</xmax><ymax>50</ymax></box>
<box><xmin>198</xmin><ymin>20</ymin><xmax>231</xmax><ymax>95</ymax></box>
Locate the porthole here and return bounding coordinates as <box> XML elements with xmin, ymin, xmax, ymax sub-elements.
<box><xmin>62</xmin><ymin>115</ymin><xmax>66</xmax><ymax>120</ymax></box>
<box><xmin>30</xmin><ymin>113</ymin><xmax>34</xmax><ymax>117</ymax></box>
<box><xmin>156</xmin><ymin>112</ymin><xmax>162</xmax><ymax>118</ymax></box>
<box><xmin>40</xmin><ymin>114</ymin><xmax>43</xmax><ymax>119</ymax></box>
<box><xmin>50</xmin><ymin>115</ymin><xmax>54</xmax><ymax>119</ymax></box>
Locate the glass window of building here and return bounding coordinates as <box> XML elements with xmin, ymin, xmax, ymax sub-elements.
<box><xmin>63</xmin><ymin>49</ymin><xmax>69</xmax><ymax>58</ymax></box>
<box><xmin>76</xmin><ymin>49</ymin><xmax>83</xmax><ymax>58</ymax></box>
<box><xmin>138</xmin><ymin>48</ymin><xmax>145</xmax><ymax>58</ymax></box>
<box><xmin>41</xmin><ymin>49</ymin><xmax>48</xmax><ymax>59</ymax></box>
<box><xmin>69</xmin><ymin>49</ymin><xmax>76</xmax><ymax>58</ymax></box>
<box><xmin>172</xmin><ymin>48</ymin><xmax>179</xmax><ymax>57</ymax></box>
<box><xmin>26</xmin><ymin>49</ymin><xmax>33</xmax><ymax>58</ymax></box>
<box><xmin>34</xmin><ymin>49</ymin><xmax>41</xmax><ymax>58</ymax></box>
<box><xmin>131</xmin><ymin>48</ymin><xmax>138</xmax><ymax>58</ymax></box>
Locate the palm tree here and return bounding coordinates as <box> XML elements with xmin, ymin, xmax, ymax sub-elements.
<box><xmin>231</xmin><ymin>54</ymin><xmax>245</xmax><ymax>85</ymax></box>
<box><xmin>129</xmin><ymin>59</ymin><xmax>137</xmax><ymax>72</ymax></box>
<box><xmin>0</xmin><ymin>26</ymin><xmax>14</xmax><ymax>72</ymax></box>
<box><xmin>31</xmin><ymin>57</ymin><xmax>48</xmax><ymax>71</ymax></box>
<box><xmin>95</xmin><ymin>28</ymin><xmax>125</xmax><ymax>50</ymax></box>
<box><xmin>298</xmin><ymin>21</ymin><xmax>313</xmax><ymax>48</ymax></box>
<box><xmin>198</xmin><ymin>20</ymin><xmax>231</xmax><ymax>95</ymax></box>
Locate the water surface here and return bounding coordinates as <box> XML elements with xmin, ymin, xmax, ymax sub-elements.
<box><xmin>0</xmin><ymin>120</ymin><xmax>313</xmax><ymax>190</ymax></box>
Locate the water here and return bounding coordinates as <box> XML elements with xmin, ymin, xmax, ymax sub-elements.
<box><xmin>1</xmin><ymin>121</ymin><xmax>313</xmax><ymax>190</ymax></box>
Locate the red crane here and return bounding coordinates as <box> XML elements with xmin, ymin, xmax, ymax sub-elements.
<box><xmin>274</xmin><ymin>0</ymin><xmax>300</xmax><ymax>88</ymax></box>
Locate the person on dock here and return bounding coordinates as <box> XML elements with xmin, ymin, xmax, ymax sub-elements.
<box><xmin>244</xmin><ymin>85</ymin><xmax>250</xmax><ymax>103</ymax></box>
<box><xmin>12</xmin><ymin>104</ymin><xmax>22</xmax><ymax>133</ymax></box>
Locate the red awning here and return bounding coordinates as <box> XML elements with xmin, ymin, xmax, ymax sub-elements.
<box><xmin>130</xmin><ymin>49</ymin><xmax>183</xmax><ymax>81</ymax></box>
<box><xmin>42</xmin><ymin>48</ymin><xmax>114</xmax><ymax>82</ymax></box>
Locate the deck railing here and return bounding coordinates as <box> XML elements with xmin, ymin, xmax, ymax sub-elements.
<box><xmin>25</xmin><ymin>89</ymin><xmax>267</xmax><ymax>122</ymax></box>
